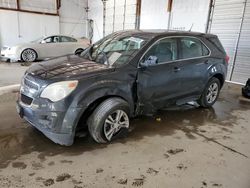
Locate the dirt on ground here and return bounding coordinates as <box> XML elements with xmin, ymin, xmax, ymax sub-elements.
<box><xmin>0</xmin><ymin>83</ymin><xmax>249</xmax><ymax>188</ymax></box>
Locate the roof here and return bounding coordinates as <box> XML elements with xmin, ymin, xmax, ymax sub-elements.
<box><xmin>44</xmin><ymin>35</ymin><xmax>77</xmax><ymax>39</ymax></box>
<box><xmin>112</xmin><ymin>29</ymin><xmax>217</xmax><ymax>39</ymax></box>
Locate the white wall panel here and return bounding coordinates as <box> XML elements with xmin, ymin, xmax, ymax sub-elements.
<box><xmin>59</xmin><ymin>0</ymin><xmax>87</xmax><ymax>38</ymax></box>
<box><xmin>88</xmin><ymin>0</ymin><xmax>103</xmax><ymax>42</ymax></box>
<box><xmin>140</xmin><ymin>0</ymin><xmax>169</xmax><ymax>29</ymax></box>
<box><xmin>0</xmin><ymin>0</ymin><xmax>16</xmax><ymax>8</ymax></box>
<box><xmin>170</xmin><ymin>0</ymin><xmax>210</xmax><ymax>32</ymax></box>
<box><xmin>0</xmin><ymin>0</ymin><xmax>88</xmax><ymax>48</ymax></box>
<box><xmin>20</xmin><ymin>0</ymin><xmax>57</xmax><ymax>14</ymax></box>
<box><xmin>104</xmin><ymin>0</ymin><xmax>137</xmax><ymax>36</ymax></box>
<box><xmin>0</xmin><ymin>10</ymin><xmax>59</xmax><ymax>48</ymax></box>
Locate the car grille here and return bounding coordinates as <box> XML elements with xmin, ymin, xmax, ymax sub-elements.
<box><xmin>24</xmin><ymin>77</ymin><xmax>39</xmax><ymax>91</ymax></box>
<box><xmin>21</xmin><ymin>94</ymin><xmax>33</xmax><ymax>105</ymax></box>
<box><xmin>2</xmin><ymin>46</ymin><xmax>8</xmax><ymax>50</ymax></box>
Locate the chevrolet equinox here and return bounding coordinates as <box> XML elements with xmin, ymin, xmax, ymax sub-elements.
<box><xmin>16</xmin><ymin>30</ymin><xmax>228</xmax><ymax>146</ymax></box>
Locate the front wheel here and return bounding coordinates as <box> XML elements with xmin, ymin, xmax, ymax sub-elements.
<box><xmin>75</xmin><ymin>48</ymin><xmax>84</xmax><ymax>56</ymax></box>
<box><xmin>87</xmin><ymin>98</ymin><xmax>130</xmax><ymax>143</ymax></box>
<box><xmin>198</xmin><ymin>77</ymin><xmax>221</xmax><ymax>108</ymax></box>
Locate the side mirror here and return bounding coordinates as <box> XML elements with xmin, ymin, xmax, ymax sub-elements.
<box><xmin>140</xmin><ymin>56</ymin><xmax>158</xmax><ymax>67</ymax></box>
<box><xmin>40</xmin><ymin>40</ymin><xmax>46</xmax><ymax>44</ymax></box>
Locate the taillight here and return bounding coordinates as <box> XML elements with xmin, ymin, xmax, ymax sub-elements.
<box><xmin>225</xmin><ymin>55</ymin><xmax>230</xmax><ymax>64</ymax></box>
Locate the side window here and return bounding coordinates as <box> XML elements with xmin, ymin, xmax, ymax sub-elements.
<box><xmin>61</xmin><ymin>36</ymin><xmax>77</xmax><ymax>42</ymax></box>
<box><xmin>180</xmin><ymin>37</ymin><xmax>209</xmax><ymax>59</ymax></box>
<box><xmin>53</xmin><ymin>36</ymin><xmax>60</xmax><ymax>43</ymax></box>
<box><xmin>43</xmin><ymin>37</ymin><xmax>53</xmax><ymax>43</ymax></box>
<box><xmin>144</xmin><ymin>38</ymin><xmax>178</xmax><ymax>64</ymax></box>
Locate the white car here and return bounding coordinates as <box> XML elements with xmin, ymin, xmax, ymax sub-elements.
<box><xmin>1</xmin><ymin>35</ymin><xmax>90</xmax><ymax>62</ymax></box>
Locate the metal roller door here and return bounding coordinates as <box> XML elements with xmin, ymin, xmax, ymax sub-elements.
<box><xmin>232</xmin><ymin>1</ymin><xmax>250</xmax><ymax>83</ymax></box>
<box><xmin>104</xmin><ymin>0</ymin><xmax>138</xmax><ymax>36</ymax></box>
<box><xmin>208</xmin><ymin>0</ymin><xmax>250</xmax><ymax>84</ymax></box>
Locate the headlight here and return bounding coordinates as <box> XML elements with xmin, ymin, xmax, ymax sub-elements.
<box><xmin>9</xmin><ymin>46</ymin><xmax>17</xmax><ymax>53</ymax></box>
<box><xmin>40</xmin><ymin>80</ymin><xmax>78</xmax><ymax>102</ymax></box>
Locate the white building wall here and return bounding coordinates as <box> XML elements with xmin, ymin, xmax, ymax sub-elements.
<box><xmin>88</xmin><ymin>0</ymin><xmax>103</xmax><ymax>43</ymax></box>
<box><xmin>0</xmin><ymin>9</ymin><xmax>59</xmax><ymax>48</ymax></box>
<box><xmin>59</xmin><ymin>0</ymin><xmax>87</xmax><ymax>38</ymax></box>
<box><xmin>0</xmin><ymin>0</ymin><xmax>211</xmax><ymax>49</ymax></box>
<box><xmin>170</xmin><ymin>0</ymin><xmax>210</xmax><ymax>32</ymax></box>
<box><xmin>140</xmin><ymin>0</ymin><xmax>170</xmax><ymax>29</ymax></box>
<box><xmin>140</xmin><ymin>0</ymin><xmax>210</xmax><ymax>32</ymax></box>
<box><xmin>0</xmin><ymin>0</ymin><xmax>88</xmax><ymax>48</ymax></box>
<box><xmin>87</xmin><ymin>0</ymin><xmax>211</xmax><ymax>43</ymax></box>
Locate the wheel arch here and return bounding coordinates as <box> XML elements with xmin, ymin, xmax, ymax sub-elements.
<box><xmin>75</xmin><ymin>48</ymin><xmax>84</xmax><ymax>55</ymax></box>
<box><xmin>211</xmin><ymin>73</ymin><xmax>225</xmax><ymax>88</ymax></box>
<box><xmin>75</xmin><ymin>95</ymin><xmax>131</xmax><ymax>131</ymax></box>
<box><xmin>206</xmin><ymin>62</ymin><xmax>226</xmax><ymax>89</ymax></box>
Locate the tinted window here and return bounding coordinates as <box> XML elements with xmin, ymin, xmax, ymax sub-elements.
<box><xmin>44</xmin><ymin>37</ymin><xmax>53</xmax><ymax>43</ymax></box>
<box><xmin>53</xmin><ymin>36</ymin><xmax>60</xmax><ymax>43</ymax></box>
<box><xmin>61</xmin><ymin>36</ymin><xmax>77</xmax><ymax>42</ymax></box>
<box><xmin>208</xmin><ymin>37</ymin><xmax>225</xmax><ymax>53</ymax></box>
<box><xmin>180</xmin><ymin>37</ymin><xmax>209</xmax><ymax>59</ymax></box>
<box><xmin>144</xmin><ymin>38</ymin><xmax>178</xmax><ymax>64</ymax></box>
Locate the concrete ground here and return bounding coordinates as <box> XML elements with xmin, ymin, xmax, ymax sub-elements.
<box><xmin>0</xmin><ymin>62</ymin><xmax>29</xmax><ymax>87</ymax></box>
<box><xmin>0</xmin><ymin>83</ymin><xmax>249</xmax><ymax>188</ymax></box>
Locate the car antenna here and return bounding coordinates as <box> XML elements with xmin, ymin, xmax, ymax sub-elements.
<box><xmin>189</xmin><ymin>23</ymin><xmax>194</xmax><ymax>32</ymax></box>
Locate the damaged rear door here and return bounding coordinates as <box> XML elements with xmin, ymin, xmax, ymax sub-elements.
<box><xmin>137</xmin><ymin>37</ymin><xmax>182</xmax><ymax>114</ymax></box>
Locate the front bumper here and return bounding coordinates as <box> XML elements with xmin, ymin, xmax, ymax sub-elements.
<box><xmin>0</xmin><ymin>55</ymin><xmax>10</xmax><ymax>62</ymax></box>
<box><xmin>1</xmin><ymin>49</ymin><xmax>20</xmax><ymax>62</ymax></box>
<box><xmin>16</xmin><ymin>98</ymin><xmax>81</xmax><ymax>146</ymax></box>
<box><xmin>1</xmin><ymin>54</ymin><xmax>19</xmax><ymax>62</ymax></box>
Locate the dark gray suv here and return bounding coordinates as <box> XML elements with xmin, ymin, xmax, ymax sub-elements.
<box><xmin>16</xmin><ymin>30</ymin><xmax>228</xmax><ymax>146</ymax></box>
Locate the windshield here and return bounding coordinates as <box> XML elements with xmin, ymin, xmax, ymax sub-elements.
<box><xmin>81</xmin><ymin>34</ymin><xmax>148</xmax><ymax>66</ymax></box>
<box><xmin>31</xmin><ymin>37</ymin><xmax>44</xmax><ymax>43</ymax></box>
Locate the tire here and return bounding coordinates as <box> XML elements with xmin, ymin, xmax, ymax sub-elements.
<box><xmin>198</xmin><ymin>77</ymin><xmax>221</xmax><ymax>108</ymax></box>
<box><xmin>21</xmin><ymin>48</ymin><xmax>37</xmax><ymax>62</ymax></box>
<box><xmin>75</xmin><ymin>48</ymin><xmax>84</xmax><ymax>56</ymax></box>
<box><xmin>87</xmin><ymin>98</ymin><xmax>130</xmax><ymax>143</ymax></box>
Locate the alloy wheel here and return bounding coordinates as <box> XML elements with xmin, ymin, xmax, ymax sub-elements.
<box><xmin>103</xmin><ymin>110</ymin><xmax>129</xmax><ymax>141</ymax></box>
<box><xmin>22</xmin><ymin>49</ymin><xmax>36</xmax><ymax>62</ymax></box>
<box><xmin>206</xmin><ymin>83</ymin><xmax>219</xmax><ymax>104</ymax></box>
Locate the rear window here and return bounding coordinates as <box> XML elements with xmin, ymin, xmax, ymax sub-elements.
<box><xmin>208</xmin><ymin>37</ymin><xmax>226</xmax><ymax>54</ymax></box>
<box><xmin>180</xmin><ymin>37</ymin><xmax>210</xmax><ymax>59</ymax></box>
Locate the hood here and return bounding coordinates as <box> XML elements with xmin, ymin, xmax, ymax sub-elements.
<box><xmin>27</xmin><ymin>55</ymin><xmax>114</xmax><ymax>80</ymax></box>
<box><xmin>11</xmin><ymin>43</ymin><xmax>29</xmax><ymax>48</ymax></box>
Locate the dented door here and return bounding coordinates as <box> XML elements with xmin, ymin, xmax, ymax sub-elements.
<box><xmin>137</xmin><ymin>62</ymin><xmax>182</xmax><ymax>113</ymax></box>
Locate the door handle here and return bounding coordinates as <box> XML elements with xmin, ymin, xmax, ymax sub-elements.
<box><xmin>174</xmin><ymin>67</ymin><xmax>181</xmax><ymax>72</ymax></box>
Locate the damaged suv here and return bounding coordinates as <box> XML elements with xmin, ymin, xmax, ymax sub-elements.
<box><xmin>17</xmin><ymin>30</ymin><xmax>228</xmax><ymax>146</ymax></box>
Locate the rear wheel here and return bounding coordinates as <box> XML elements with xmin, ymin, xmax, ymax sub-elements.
<box><xmin>21</xmin><ymin>48</ymin><xmax>37</xmax><ymax>62</ymax></box>
<box><xmin>198</xmin><ymin>77</ymin><xmax>221</xmax><ymax>107</ymax></box>
<box><xmin>87</xmin><ymin>98</ymin><xmax>130</xmax><ymax>143</ymax></box>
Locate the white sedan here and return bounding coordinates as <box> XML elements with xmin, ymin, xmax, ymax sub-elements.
<box><xmin>1</xmin><ymin>35</ymin><xmax>90</xmax><ymax>62</ymax></box>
